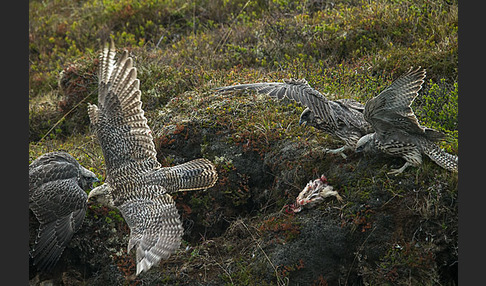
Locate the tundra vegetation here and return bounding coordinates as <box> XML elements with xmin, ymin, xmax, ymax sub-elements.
<box><xmin>29</xmin><ymin>0</ymin><xmax>458</xmax><ymax>285</ymax></box>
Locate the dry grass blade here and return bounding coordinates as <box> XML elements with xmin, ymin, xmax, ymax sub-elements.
<box><xmin>37</xmin><ymin>88</ymin><xmax>97</xmax><ymax>143</ymax></box>
<box><xmin>238</xmin><ymin>219</ymin><xmax>289</xmax><ymax>286</ymax></box>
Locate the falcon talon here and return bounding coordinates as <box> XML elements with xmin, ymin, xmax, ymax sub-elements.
<box><xmin>355</xmin><ymin>67</ymin><xmax>458</xmax><ymax>174</ymax></box>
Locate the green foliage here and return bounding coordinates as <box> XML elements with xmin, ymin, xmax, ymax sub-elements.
<box><xmin>29</xmin><ymin>0</ymin><xmax>458</xmax><ymax>143</ymax></box>
<box><xmin>414</xmin><ymin>79</ymin><xmax>458</xmax><ymax>153</ymax></box>
<box><xmin>415</xmin><ymin>79</ymin><xmax>458</xmax><ymax>132</ymax></box>
<box><xmin>30</xmin><ymin>0</ymin><xmax>458</xmax><ymax>95</ymax></box>
<box><xmin>108</xmin><ymin>210</ymin><xmax>125</xmax><ymax>223</ymax></box>
<box><xmin>221</xmin><ymin>260</ymin><xmax>275</xmax><ymax>286</ymax></box>
<box><xmin>29</xmin><ymin>1</ymin><xmax>458</xmax><ymax>284</ymax></box>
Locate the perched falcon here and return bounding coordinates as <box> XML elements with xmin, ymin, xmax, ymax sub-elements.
<box><xmin>87</xmin><ymin>39</ymin><xmax>218</xmax><ymax>275</ymax></box>
<box><xmin>355</xmin><ymin>67</ymin><xmax>458</xmax><ymax>175</ymax></box>
<box><xmin>29</xmin><ymin>151</ymin><xmax>99</xmax><ymax>271</ymax></box>
<box><xmin>285</xmin><ymin>175</ymin><xmax>342</xmax><ymax>213</ymax></box>
<box><xmin>213</xmin><ymin>79</ymin><xmax>373</xmax><ymax>158</ymax></box>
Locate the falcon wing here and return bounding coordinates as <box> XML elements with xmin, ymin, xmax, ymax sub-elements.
<box><xmin>29</xmin><ymin>153</ymin><xmax>80</xmax><ymax>198</ymax></box>
<box><xmin>213</xmin><ymin>79</ymin><xmax>312</xmax><ymax>100</ymax></box>
<box><xmin>336</xmin><ymin>98</ymin><xmax>365</xmax><ymax>112</ymax></box>
<box><xmin>363</xmin><ymin>67</ymin><xmax>427</xmax><ymax>135</ymax></box>
<box><xmin>29</xmin><ymin>178</ymin><xmax>87</xmax><ymax>271</ymax></box>
<box><xmin>332</xmin><ymin>98</ymin><xmax>372</xmax><ymax>131</ymax></box>
<box><xmin>88</xmin><ymin>39</ymin><xmax>159</xmax><ymax>176</ymax></box>
<box><xmin>118</xmin><ymin>193</ymin><xmax>184</xmax><ymax>275</ymax></box>
<box><xmin>214</xmin><ymin>79</ymin><xmax>341</xmax><ymax>128</ymax></box>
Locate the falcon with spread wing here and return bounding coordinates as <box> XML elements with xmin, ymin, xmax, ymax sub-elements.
<box><xmin>87</xmin><ymin>39</ymin><xmax>218</xmax><ymax>275</ymax></box>
<box><xmin>355</xmin><ymin>67</ymin><xmax>458</xmax><ymax>175</ymax></box>
<box><xmin>29</xmin><ymin>151</ymin><xmax>99</xmax><ymax>271</ymax></box>
<box><xmin>213</xmin><ymin>79</ymin><xmax>373</xmax><ymax>158</ymax></box>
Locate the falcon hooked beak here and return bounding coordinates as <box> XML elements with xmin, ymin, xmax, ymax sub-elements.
<box><xmin>87</xmin><ymin>183</ymin><xmax>115</xmax><ymax>207</ymax></box>
<box><xmin>89</xmin><ymin>176</ymin><xmax>100</xmax><ymax>188</ymax></box>
<box><xmin>298</xmin><ymin>108</ymin><xmax>313</xmax><ymax>127</ymax></box>
<box><xmin>355</xmin><ymin>133</ymin><xmax>375</xmax><ymax>153</ymax></box>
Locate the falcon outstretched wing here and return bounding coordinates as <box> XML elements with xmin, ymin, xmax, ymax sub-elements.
<box><xmin>214</xmin><ymin>79</ymin><xmax>365</xmax><ymax>131</ymax></box>
<box><xmin>214</xmin><ymin>79</ymin><xmax>373</xmax><ymax>159</ymax></box>
<box><xmin>88</xmin><ymin>39</ymin><xmax>160</xmax><ymax>175</ymax></box>
<box><xmin>363</xmin><ymin>67</ymin><xmax>429</xmax><ymax>136</ymax></box>
<box><xmin>118</xmin><ymin>194</ymin><xmax>183</xmax><ymax>275</ymax></box>
<box><xmin>356</xmin><ymin>67</ymin><xmax>456</xmax><ymax>174</ymax></box>
<box><xmin>87</xmin><ymin>39</ymin><xmax>218</xmax><ymax>275</ymax></box>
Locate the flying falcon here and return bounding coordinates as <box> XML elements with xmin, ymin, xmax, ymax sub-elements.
<box><xmin>355</xmin><ymin>67</ymin><xmax>458</xmax><ymax>175</ymax></box>
<box><xmin>29</xmin><ymin>151</ymin><xmax>99</xmax><ymax>271</ymax></box>
<box><xmin>86</xmin><ymin>39</ymin><xmax>218</xmax><ymax>276</ymax></box>
<box><xmin>213</xmin><ymin>79</ymin><xmax>373</xmax><ymax>158</ymax></box>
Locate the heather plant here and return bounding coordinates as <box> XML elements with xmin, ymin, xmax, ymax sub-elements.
<box><xmin>29</xmin><ymin>0</ymin><xmax>458</xmax><ymax>284</ymax></box>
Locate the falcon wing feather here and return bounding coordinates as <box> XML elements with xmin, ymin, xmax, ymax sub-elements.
<box><xmin>118</xmin><ymin>193</ymin><xmax>184</xmax><ymax>275</ymax></box>
<box><xmin>364</xmin><ymin>67</ymin><xmax>427</xmax><ymax>135</ymax></box>
<box><xmin>29</xmin><ymin>178</ymin><xmax>88</xmax><ymax>271</ymax></box>
<box><xmin>88</xmin><ymin>40</ymin><xmax>219</xmax><ymax>276</ymax></box>
<box><xmin>88</xmin><ymin>39</ymin><xmax>159</xmax><ymax>175</ymax></box>
<box><xmin>214</xmin><ymin>79</ymin><xmax>340</xmax><ymax>128</ymax></box>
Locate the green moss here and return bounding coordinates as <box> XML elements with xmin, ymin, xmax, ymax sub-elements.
<box><xmin>373</xmin><ymin>242</ymin><xmax>440</xmax><ymax>284</ymax></box>
<box><xmin>29</xmin><ymin>0</ymin><xmax>458</xmax><ymax>284</ymax></box>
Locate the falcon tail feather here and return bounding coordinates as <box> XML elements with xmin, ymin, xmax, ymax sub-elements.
<box><xmin>155</xmin><ymin>158</ymin><xmax>218</xmax><ymax>193</ymax></box>
<box><xmin>424</xmin><ymin>142</ymin><xmax>458</xmax><ymax>172</ymax></box>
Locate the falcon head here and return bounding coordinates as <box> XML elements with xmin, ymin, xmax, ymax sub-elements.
<box><xmin>87</xmin><ymin>183</ymin><xmax>115</xmax><ymax>207</ymax></box>
<box><xmin>288</xmin><ymin>175</ymin><xmax>342</xmax><ymax>213</ymax></box>
<box><xmin>355</xmin><ymin>133</ymin><xmax>376</xmax><ymax>153</ymax></box>
<box><xmin>299</xmin><ymin>108</ymin><xmax>316</xmax><ymax>128</ymax></box>
<box><xmin>79</xmin><ymin>167</ymin><xmax>100</xmax><ymax>190</ymax></box>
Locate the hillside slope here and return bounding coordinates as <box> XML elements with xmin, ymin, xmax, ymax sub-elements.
<box><xmin>29</xmin><ymin>0</ymin><xmax>458</xmax><ymax>285</ymax></box>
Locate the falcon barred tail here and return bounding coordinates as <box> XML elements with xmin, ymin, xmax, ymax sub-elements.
<box><xmin>424</xmin><ymin>142</ymin><xmax>458</xmax><ymax>173</ymax></box>
<box><xmin>152</xmin><ymin>158</ymin><xmax>218</xmax><ymax>193</ymax></box>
